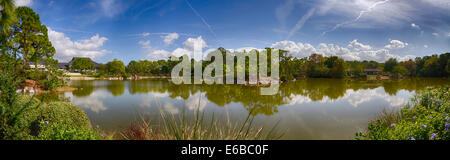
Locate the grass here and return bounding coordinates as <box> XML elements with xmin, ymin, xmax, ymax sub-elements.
<box><xmin>118</xmin><ymin>100</ymin><xmax>283</xmax><ymax>140</ymax></box>
<box><xmin>356</xmin><ymin>86</ymin><xmax>450</xmax><ymax>140</ymax></box>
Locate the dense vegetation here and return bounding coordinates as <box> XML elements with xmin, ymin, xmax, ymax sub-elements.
<box><xmin>91</xmin><ymin>50</ymin><xmax>450</xmax><ymax>81</ymax></box>
<box><xmin>356</xmin><ymin>86</ymin><xmax>449</xmax><ymax>140</ymax></box>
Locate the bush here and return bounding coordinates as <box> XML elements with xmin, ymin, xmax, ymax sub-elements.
<box><xmin>356</xmin><ymin>86</ymin><xmax>450</xmax><ymax>140</ymax></box>
<box><xmin>1</xmin><ymin>95</ymin><xmax>99</xmax><ymax>140</ymax></box>
<box><xmin>39</xmin><ymin>76</ymin><xmax>64</xmax><ymax>90</ymax></box>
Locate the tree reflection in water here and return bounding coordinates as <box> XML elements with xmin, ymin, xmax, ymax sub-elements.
<box><xmin>68</xmin><ymin>78</ymin><xmax>450</xmax><ymax>116</ymax></box>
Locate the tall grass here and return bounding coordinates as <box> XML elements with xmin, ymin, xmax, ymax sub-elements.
<box><xmin>120</xmin><ymin>99</ymin><xmax>283</xmax><ymax>140</ymax></box>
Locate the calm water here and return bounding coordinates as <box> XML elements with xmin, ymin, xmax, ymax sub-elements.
<box><xmin>60</xmin><ymin>78</ymin><xmax>449</xmax><ymax>140</ymax></box>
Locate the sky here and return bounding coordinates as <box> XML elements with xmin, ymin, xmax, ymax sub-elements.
<box><xmin>16</xmin><ymin>0</ymin><xmax>450</xmax><ymax>63</ymax></box>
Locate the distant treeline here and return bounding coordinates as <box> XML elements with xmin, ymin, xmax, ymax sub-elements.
<box><xmin>85</xmin><ymin>48</ymin><xmax>449</xmax><ymax>80</ymax></box>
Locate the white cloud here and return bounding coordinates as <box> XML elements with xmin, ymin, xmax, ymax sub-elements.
<box><xmin>183</xmin><ymin>36</ymin><xmax>207</xmax><ymax>51</ymax></box>
<box><xmin>348</xmin><ymin>39</ymin><xmax>372</xmax><ymax>51</ymax></box>
<box><xmin>146</xmin><ymin>50</ymin><xmax>171</xmax><ymax>61</ymax></box>
<box><xmin>424</xmin><ymin>45</ymin><xmax>428</xmax><ymax>48</ymax></box>
<box><xmin>47</xmin><ymin>28</ymin><xmax>109</xmax><ymax>62</ymax></box>
<box><xmin>161</xmin><ymin>33</ymin><xmax>179</xmax><ymax>45</ymax></box>
<box><xmin>138</xmin><ymin>40</ymin><xmax>151</xmax><ymax>49</ymax></box>
<box><xmin>432</xmin><ymin>32</ymin><xmax>439</xmax><ymax>37</ymax></box>
<box><xmin>385</xmin><ymin>40</ymin><xmax>408</xmax><ymax>49</ymax></box>
<box><xmin>14</xmin><ymin>0</ymin><xmax>33</xmax><ymax>6</ymax></box>
<box><xmin>142</xmin><ymin>36</ymin><xmax>209</xmax><ymax>61</ymax></box>
<box><xmin>411</xmin><ymin>23</ymin><xmax>421</xmax><ymax>30</ymax></box>
<box><xmin>272</xmin><ymin>40</ymin><xmax>415</xmax><ymax>62</ymax></box>
<box><xmin>142</xmin><ymin>32</ymin><xmax>150</xmax><ymax>37</ymax></box>
<box><xmin>100</xmin><ymin>0</ymin><xmax>126</xmax><ymax>18</ymax></box>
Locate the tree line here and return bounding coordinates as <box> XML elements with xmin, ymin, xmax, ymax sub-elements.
<box><xmin>88</xmin><ymin>48</ymin><xmax>449</xmax><ymax>81</ymax></box>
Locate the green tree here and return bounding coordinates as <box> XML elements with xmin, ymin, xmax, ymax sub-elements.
<box><xmin>126</xmin><ymin>60</ymin><xmax>145</xmax><ymax>77</ymax></box>
<box><xmin>391</xmin><ymin>65</ymin><xmax>409</xmax><ymax>78</ymax></box>
<box><xmin>10</xmin><ymin>7</ymin><xmax>48</xmax><ymax>64</ymax></box>
<box><xmin>384</xmin><ymin>58</ymin><xmax>398</xmax><ymax>73</ymax></box>
<box><xmin>71</xmin><ymin>58</ymin><xmax>95</xmax><ymax>73</ymax></box>
<box><xmin>30</xmin><ymin>26</ymin><xmax>55</xmax><ymax>70</ymax></box>
<box><xmin>306</xmin><ymin>54</ymin><xmax>328</xmax><ymax>78</ymax></box>
<box><xmin>0</xmin><ymin>0</ymin><xmax>16</xmax><ymax>34</ymax></box>
<box><xmin>330</xmin><ymin>58</ymin><xmax>346</xmax><ymax>78</ymax></box>
<box><xmin>421</xmin><ymin>55</ymin><xmax>440</xmax><ymax>77</ymax></box>
<box><xmin>106</xmin><ymin>59</ymin><xmax>126</xmax><ymax>78</ymax></box>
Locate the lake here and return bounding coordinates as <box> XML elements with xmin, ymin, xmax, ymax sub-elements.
<box><xmin>58</xmin><ymin>78</ymin><xmax>449</xmax><ymax>140</ymax></box>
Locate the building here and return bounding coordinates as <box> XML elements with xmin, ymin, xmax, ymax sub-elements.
<box><xmin>364</xmin><ymin>68</ymin><xmax>382</xmax><ymax>75</ymax></box>
<box><xmin>58</xmin><ymin>57</ymin><xmax>101</xmax><ymax>72</ymax></box>
<box><xmin>28</xmin><ymin>61</ymin><xmax>48</xmax><ymax>71</ymax></box>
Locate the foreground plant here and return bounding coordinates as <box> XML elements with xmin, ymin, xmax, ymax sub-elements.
<box><xmin>121</xmin><ymin>104</ymin><xmax>283</xmax><ymax>140</ymax></box>
<box><xmin>356</xmin><ymin>86</ymin><xmax>450</xmax><ymax>140</ymax></box>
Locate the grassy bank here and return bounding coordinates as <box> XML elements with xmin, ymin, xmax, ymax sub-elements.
<box><xmin>356</xmin><ymin>86</ymin><xmax>449</xmax><ymax>140</ymax></box>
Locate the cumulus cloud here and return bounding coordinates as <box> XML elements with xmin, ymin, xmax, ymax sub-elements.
<box><xmin>272</xmin><ymin>40</ymin><xmax>415</xmax><ymax>62</ymax></box>
<box><xmin>411</xmin><ymin>23</ymin><xmax>421</xmax><ymax>29</ymax></box>
<box><xmin>161</xmin><ymin>33</ymin><xmax>179</xmax><ymax>45</ymax></box>
<box><xmin>146</xmin><ymin>50</ymin><xmax>171</xmax><ymax>61</ymax></box>
<box><xmin>47</xmin><ymin>28</ymin><xmax>109</xmax><ymax>62</ymax></box>
<box><xmin>385</xmin><ymin>40</ymin><xmax>408</xmax><ymax>49</ymax></box>
<box><xmin>348</xmin><ymin>39</ymin><xmax>372</xmax><ymax>51</ymax></box>
<box><xmin>14</xmin><ymin>0</ymin><xmax>33</xmax><ymax>6</ymax></box>
<box><xmin>143</xmin><ymin>36</ymin><xmax>208</xmax><ymax>61</ymax></box>
<box><xmin>424</xmin><ymin>45</ymin><xmax>428</xmax><ymax>48</ymax></box>
<box><xmin>183</xmin><ymin>36</ymin><xmax>207</xmax><ymax>51</ymax></box>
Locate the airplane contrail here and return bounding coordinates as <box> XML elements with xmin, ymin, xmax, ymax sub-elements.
<box><xmin>185</xmin><ymin>0</ymin><xmax>217</xmax><ymax>39</ymax></box>
<box><xmin>287</xmin><ymin>8</ymin><xmax>315</xmax><ymax>40</ymax></box>
<box><xmin>322</xmin><ymin>0</ymin><xmax>390</xmax><ymax>36</ymax></box>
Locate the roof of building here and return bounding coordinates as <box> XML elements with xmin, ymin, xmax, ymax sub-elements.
<box><xmin>57</xmin><ymin>57</ymin><xmax>101</xmax><ymax>69</ymax></box>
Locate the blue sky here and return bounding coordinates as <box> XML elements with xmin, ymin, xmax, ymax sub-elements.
<box><xmin>18</xmin><ymin>0</ymin><xmax>450</xmax><ymax>63</ymax></box>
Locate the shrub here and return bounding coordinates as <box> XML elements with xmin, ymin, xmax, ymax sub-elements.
<box><xmin>356</xmin><ymin>86</ymin><xmax>450</xmax><ymax>140</ymax></box>
<box><xmin>1</xmin><ymin>95</ymin><xmax>99</xmax><ymax>140</ymax></box>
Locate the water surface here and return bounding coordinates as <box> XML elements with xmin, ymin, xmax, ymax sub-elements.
<box><xmin>61</xmin><ymin>78</ymin><xmax>449</xmax><ymax>139</ymax></box>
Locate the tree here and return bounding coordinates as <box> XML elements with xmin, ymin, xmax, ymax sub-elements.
<box><xmin>401</xmin><ymin>60</ymin><xmax>416</xmax><ymax>76</ymax></box>
<box><xmin>10</xmin><ymin>7</ymin><xmax>49</xmax><ymax>64</ymax></box>
<box><xmin>126</xmin><ymin>60</ymin><xmax>146</xmax><ymax>77</ymax></box>
<box><xmin>306</xmin><ymin>54</ymin><xmax>328</xmax><ymax>78</ymax></box>
<box><xmin>391</xmin><ymin>65</ymin><xmax>409</xmax><ymax>78</ymax></box>
<box><xmin>384</xmin><ymin>58</ymin><xmax>398</xmax><ymax>73</ymax></box>
<box><xmin>330</xmin><ymin>58</ymin><xmax>346</xmax><ymax>78</ymax></box>
<box><xmin>421</xmin><ymin>55</ymin><xmax>440</xmax><ymax>77</ymax></box>
<box><xmin>106</xmin><ymin>59</ymin><xmax>126</xmax><ymax>78</ymax></box>
<box><xmin>0</xmin><ymin>0</ymin><xmax>16</xmax><ymax>34</ymax></box>
<box><xmin>71</xmin><ymin>58</ymin><xmax>95</xmax><ymax>73</ymax></box>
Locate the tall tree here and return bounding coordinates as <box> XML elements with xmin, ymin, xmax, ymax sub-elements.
<box><xmin>0</xmin><ymin>0</ymin><xmax>16</xmax><ymax>34</ymax></box>
<box><xmin>10</xmin><ymin>7</ymin><xmax>49</xmax><ymax>64</ymax></box>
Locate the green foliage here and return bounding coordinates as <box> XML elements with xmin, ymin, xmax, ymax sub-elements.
<box><xmin>120</xmin><ymin>106</ymin><xmax>282</xmax><ymax>140</ymax></box>
<box><xmin>1</xmin><ymin>95</ymin><xmax>99</xmax><ymax>140</ymax></box>
<box><xmin>9</xmin><ymin>7</ymin><xmax>54</xmax><ymax>64</ymax></box>
<box><xmin>70</xmin><ymin>58</ymin><xmax>95</xmax><ymax>73</ymax></box>
<box><xmin>391</xmin><ymin>65</ymin><xmax>409</xmax><ymax>77</ymax></box>
<box><xmin>356</xmin><ymin>86</ymin><xmax>450</xmax><ymax>140</ymax></box>
<box><xmin>305</xmin><ymin>54</ymin><xmax>346</xmax><ymax>78</ymax></box>
<box><xmin>384</xmin><ymin>58</ymin><xmax>398</xmax><ymax>72</ymax></box>
<box><xmin>106</xmin><ymin>59</ymin><xmax>126</xmax><ymax>77</ymax></box>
